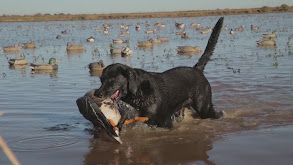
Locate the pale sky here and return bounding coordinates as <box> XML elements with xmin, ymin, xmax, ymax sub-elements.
<box><xmin>1</xmin><ymin>0</ymin><xmax>292</xmax><ymax>15</ymax></box>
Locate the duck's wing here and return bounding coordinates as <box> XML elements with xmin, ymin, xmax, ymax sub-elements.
<box><xmin>76</xmin><ymin>96</ymin><xmax>119</xmax><ymax>137</ymax></box>
<box><xmin>8</xmin><ymin>58</ymin><xmax>28</xmax><ymax>65</ymax></box>
<box><xmin>30</xmin><ymin>63</ymin><xmax>46</xmax><ymax>67</ymax></box>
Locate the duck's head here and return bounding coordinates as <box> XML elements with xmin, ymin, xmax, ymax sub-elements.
<box><xmin>48</xmin><ymin>58</ymin><xmax>61</xmax><ymax>65</ymax></box>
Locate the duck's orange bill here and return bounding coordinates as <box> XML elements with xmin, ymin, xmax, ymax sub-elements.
<box><xmin>107</xmin><ymin>117</ymin><xmax>149</xmax><ymax>131</ymax></box>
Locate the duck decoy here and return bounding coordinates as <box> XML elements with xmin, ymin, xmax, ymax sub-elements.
<box><xmin>256</xmin><ymin>37</ymin><xmax>276</xmax><ymax>47</ymax></box>
<box><xmin>221</xmin><ymin>26</ymin><xmax>228</xmax><ymax>30</ymax></box>
<box><xmin>137</xmin><ymin>40</ymin><xmax>153</xmax><ymax>47</ymax></box>
<box><xmin>3</xmin><ymin>44</ymin><xmax>19</xmax><ymax>52</ymax></box>
<box><xmin>190</xmin><ymin>22</ymin><xmax>200</xmax><ymax>27</ymax></box>
<box><xmin>175</xmin><ymin>22</ymin><xmax>185</xmax><ymax>29</ymax></box>
<box><xmin>8</xmin><ymin>53</ymin><xmax>28</xmax><ymax>65</ymax></box>
<box><xmin>235</xmin><ymin>26</ymin><xmax>244</xmax><ymax>32</ymax></box>
<box><xmin>22</xmin><ymin>41</ymin><xmax>36</xmax><ymax>49</ymax></box>
<box><xmin>181</xmin><ymin>32</ymin><xmax>189</xmax><ymax>39</ymax></box>
<box><xmin>176</xmin><ymin>46</ymin><xmax>202</xmax><ymax>54</ymax></box>
<box><xmin>113</xmin><ymin>39</ymin><xmax>130</xmax><ymax>44</ymax></box>
<box><xmin>145</xmin><ymin>29</ymin><xmax>156</xmax><ymax>34</ymax></box>
<box><xmin>66</xmin><ymin>42</ymin><xmax>85</xmax><ymax>51</ymax></box>
<box><xmin>263</xmin><ymin>31</ymin><xmax>277</xmax><ymax>39</ymax></box>
<box><xmin>110</xmin><ymin>44</ymin><xmax>122</xmax><ymax>54</ymax></box>
<box><xmin>30</xmin><ymin>58</ymin><xmax>60</xmax><ymax>71</ymax></box>
<box><xmin>88</xmin><ymin>60</ymin><xmax>105</xmax><ymax>72</ymax></box>
<box><xmin>56</xmin><ymin>35</ymin><xmax>62</xmax><ymax>39</ymax></box>
<box><xmin>121</xmin><ymin>46</ymin><xmax>133</xmax><ymax>56</ymax></box>
<box><xmin>230</xmin><ymin>29</ymin><xmax>235</xmax><ymax>35</ymax></box>
<box><xmin>251</xmin><ymin>25</ymin><xmax>259</xmax><ymax>30</ymax></box>
<box><xmin>86</xmin><ymin>36</ymin><xmax>95</xmax><ymax>42</ymax></box>
<box><xmin>157</xmin><ymin>36</ymin><xmax>170</xmax><ymax>42</ymax></box>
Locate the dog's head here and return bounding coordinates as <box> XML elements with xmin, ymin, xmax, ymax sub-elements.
<box><xmin>94</xmin><ymin>63</ymin><xmax>140</xmax><ymax>101</ymax></box>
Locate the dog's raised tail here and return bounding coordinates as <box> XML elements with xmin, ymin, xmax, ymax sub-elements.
<box><xmin>194</xmin><ymin>17</ymin><xmax>224</xmax><ymax>72</ymax></box>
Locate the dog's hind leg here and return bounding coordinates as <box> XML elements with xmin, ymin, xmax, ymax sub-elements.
<box><xmin>190</xmin><ymin>96</ymin><xmax>223</xmax><ymax>119</ymax></box>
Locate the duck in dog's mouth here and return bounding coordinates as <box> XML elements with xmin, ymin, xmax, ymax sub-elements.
<box><xmin>111</xmin><ymin>90</ymin><xmax>121</xmax><ymax>101</ymax></box>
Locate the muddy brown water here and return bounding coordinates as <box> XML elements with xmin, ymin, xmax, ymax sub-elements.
<box><xmin>1</xmin><ymin>13</ymin><xmax>293</xmax><ymax>165</ymax></box>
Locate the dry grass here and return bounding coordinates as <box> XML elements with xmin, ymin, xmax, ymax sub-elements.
<box><xmin>0</xmin><ymin>136</ymin><xmax>21</xmax><ymax>165</ymax></box>
<box><xmin>0</xmin><ymin>112</ymin><xmax>21</xmax><ymax>165</ymax></box>
<box><xmin>0</xmin><ymin>6</ymin><xmax>292</xmax><ymax>22</ymax></box>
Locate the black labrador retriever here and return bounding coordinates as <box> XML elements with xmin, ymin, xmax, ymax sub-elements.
<box><xmin>95</xmin><ymin>17</ymin><xmax>224</xmax><ymax>129</ymax></box>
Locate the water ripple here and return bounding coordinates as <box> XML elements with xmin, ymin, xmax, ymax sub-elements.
<box><xmin>8</xmin><ymin>135</ymin><xmax>79</xmax><ymax>152</ymax></box>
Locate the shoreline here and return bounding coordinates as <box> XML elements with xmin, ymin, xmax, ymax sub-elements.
<box><xmin>0</xmin><ymin>5</ymin><xmax>292</xmax><ymax>23</ymax></box>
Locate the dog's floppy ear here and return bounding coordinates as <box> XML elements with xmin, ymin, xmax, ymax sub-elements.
<box><xmin>124</xmin><ymin>68</ymin><xmax>139</xmax><ymax>95</ymax></box>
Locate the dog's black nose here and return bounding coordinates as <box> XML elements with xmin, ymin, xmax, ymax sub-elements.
<box><xmin>94</xmin><ymin>89</ymin><xmax>103</xmax><ymax>98</ymax></box>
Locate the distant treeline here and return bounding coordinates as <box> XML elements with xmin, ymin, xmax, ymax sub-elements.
<box><xmin>0</xmin><ymin>4</ymin><xmax>292</xmax><ymax>22</ymax></box>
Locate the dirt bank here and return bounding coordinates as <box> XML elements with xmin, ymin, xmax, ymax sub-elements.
<box><xmin>0</xmin><ymin>5</ymin><xmax>292</xmax><ymax>22</ymax></box>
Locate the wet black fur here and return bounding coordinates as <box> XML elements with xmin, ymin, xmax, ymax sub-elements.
<box><xmin>95</xmin><ymin>17</ymin><xmax>224</xmax><ymax>128</ymax></box>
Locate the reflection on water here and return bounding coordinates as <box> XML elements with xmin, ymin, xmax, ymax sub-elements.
<box><xmin>0</xmin><ymin>13</ymin><xmax>293</xmax><ymax>165</ymax></box>
<box><xmin>31</xmin><ymin>70</ymin><xmax>58</xmax><ymax>77</ymax></box>
<box><xmin>67</xmin><ymin>50</ymin><xmax>85</xmax><ymax>56</ymax></box>
<box><xmin>209</xmin><ymin>125</ymin><xmax>293</xmax><ymax>165</ymax></box>
<box><xmin>83</xmin><ymin>120</ymin><xmax>216</xmax><ymax>165</ymax></box>
<box><xmin>85</xmin><ymin>131</ymin><xmax>214</xmax><ymax>165</ymax></box>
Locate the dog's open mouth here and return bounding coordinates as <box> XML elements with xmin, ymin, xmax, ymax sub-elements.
<box><xmin>111</xmin><ymin>90</ymin><xmax>120</xmax><ymax>101</ymax></box>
